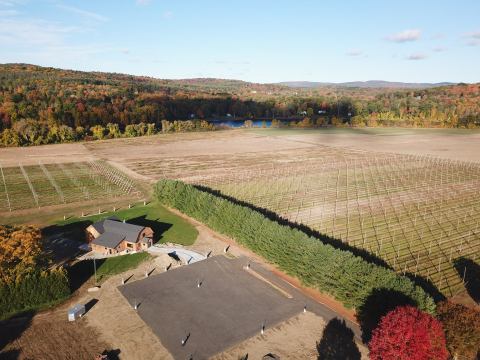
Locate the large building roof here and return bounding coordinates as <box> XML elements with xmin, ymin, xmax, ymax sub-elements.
<box><xmin>92</xmin><ymin>232</ymin><xmax>125</xmax><ymax>249</ymax></box>
<box><xmin>103</xmin><ymin>219</ymin><xmax>145</xmax><ymax>242</ymax></box>
<box><xmin>89</xmin><ymin>218</ymin><xmax>148</xmax><ymax>249</ymax></box>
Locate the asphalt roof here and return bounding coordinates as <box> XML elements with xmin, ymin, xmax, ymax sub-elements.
<box><xmin>102</xmin><ymin>220</ymin><xmax>145</xmax><ymax>242</ymax></box>
<box><xmin>92</xmin><ymin>231</ymin><xmax>125</xmax><ymax>249</ymax></box>
<box><xmin>90</xmin><ymin>216</ymin><xmax>119</xmax><ymax>234</ymax></box>
<box><xmin>90</xmin><ymin>217</ymin><xmax>146</xmax><ymax>244</ymax></box>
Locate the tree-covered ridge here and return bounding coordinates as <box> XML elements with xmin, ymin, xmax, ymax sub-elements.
<box><xmin>0</xmin><ymin>63</ymin><xmax>479</xmax><ymax>147</ymax></box>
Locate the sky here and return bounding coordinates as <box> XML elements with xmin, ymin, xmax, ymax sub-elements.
<box><xmin>0</xmin><ymin>0</ymin><xmax>479</xmax><ymax>83</ymax></box>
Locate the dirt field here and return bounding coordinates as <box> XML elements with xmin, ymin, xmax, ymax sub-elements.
<box><xmin>3</xmin><ymin>128</ymin><xmax>479</xmax><ymax>170</ymax></box>
<box><xmin>80</xmin><ymin>255</ymin><xmax>176</xmax><ymax>360</ymax></box>
<box><xmin>214</xmin><ymin>312</ymin><xmax>368</xmax><ymax>360</ymax></box>
<box><xmin>253</xmin><ymin>128</ymin><xmax>480</xmax><ymax>163</ymax></box>
<box><xmin>0</xmin><ymin>301</ymin><xmax>113</xmax><ymax>360</ymax></box>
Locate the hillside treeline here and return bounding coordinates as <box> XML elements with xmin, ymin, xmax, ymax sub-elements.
<box><xmin>1</xmin><ymin>64</ymin><xmax>479</xmax><ymax>146</ymax></box>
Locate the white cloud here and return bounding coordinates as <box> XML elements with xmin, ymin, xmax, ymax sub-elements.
<box><xmin>432</xmin><ymin>46</ymin><xmax>446</xmax><ymax>52</ymax></box>
<box><xmin>0</xmin><ymin>18</ymin><xmax>78</xmax><ymax>46</ymax></box>
<box><xmin>406</xmin><ymin>53</ymin><xmax>427</xmax><ymax>60</ymax></box>
<box><xmin>346</xmin><ymin>49</ymin><xmax>363</xmax><ymax>56</ymax></box>
<box><xmin>466</xmin><ymin>39</ymin><xmax>480</xmax><ymax>46</ymax></box>
<box><xmin>162</xmin><ymin>10</ymin><xmax>173</xmax><ymax>19</ymax></box>
<box><xmin>463</xmin><ymin>31</ymin><xmax>480</xmax><ymax>46</ymax></box>
<box><xmin>0</xmin><ymin>0</ymin><xmax>25</xmax><ymax>6</ymax></box>
<box><xmin>464</xmin><ymin>31</ymin><xmax>480</xmax><ymax>39</ymax></box>
<box><xmin>57</xmin><ymin>4</ymin><xmax>109</xmax><ymax>22</ymax></box>
<box><xmin>386</xmin><ymin>29</ymin><xmax>421</xmax><ymax>43</ymax></box>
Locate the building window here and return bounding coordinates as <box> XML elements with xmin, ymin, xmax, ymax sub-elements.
<box><xmin>126</xmin><ymin>243</ymin><xmax>134</xmax><ymax>248</ymax></box>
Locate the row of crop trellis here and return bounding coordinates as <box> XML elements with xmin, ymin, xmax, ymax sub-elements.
<box><xmin>0</xmin><ymin>161</ymin><xmax>140</xmax><ymax>212</ymax></box>
<box><xmin>157</xmin><ymin>151</ymin><xmax>480</xmax><ymax>297</ymax></box>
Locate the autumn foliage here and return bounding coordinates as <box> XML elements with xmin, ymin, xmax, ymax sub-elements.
<box><xmin>0</xmin><ymin>225</ymin><xmax>69</xmax><ymax>319</ymax></box>
<box><xmin>436</xmin><ymin>301</ymin><xmax>480</xmax><ymax>360</ymax></box>
<box><xmin>0</xmin><ymin>225</ymin><xmax>44</xmax><ymax>284</ymax></box>
<box><xmin>369</xmin><ymin>305</ymin><xmax>449</xmax><ymax>360</ymax></box>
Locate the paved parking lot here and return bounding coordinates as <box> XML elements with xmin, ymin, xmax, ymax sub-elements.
<box><xmin>119</xmin><ymin>255</ymin><xmax>359</xmax><ymax>359</ymax></box>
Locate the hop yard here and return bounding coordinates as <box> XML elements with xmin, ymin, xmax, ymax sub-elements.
<box><xmin>132</xmin><ymin>145</ymin><xmax>480</xmax><ymax>297</ymax></box>
<box><xmin>0</xmin><ymin>160</ymin><xmax>140</xmax><ymax>212</ymax></box>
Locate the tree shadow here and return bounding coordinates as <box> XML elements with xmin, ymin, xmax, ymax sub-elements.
<box><xmin>84</xmin><ymin>298</ymin><xmax>99</xmax><ymax>315</ymax></box>
<box><xmin>317</xmin><ymin>318</ymin><xmax>360</xmax><ymax>360</ymax></box>
<box><xmin>67</xmin><ymin>258</ymin><xmax>105</xmax><ymax>293</ymax></box>
<box><xmin>101</xmin><ymin>349</ymin><xmax>121</xmax><ymax>360</ymax></box>
<box><xmin>356</xmin><ymin>288</ymin><xmax>416</xmax><ymax>343</ymax></box>
<box><xmin>42</xmin><ymin>220</ymin><xmax>93</xmax><ymax>264</ymax></box>
<box><xmin>194</xmin><ymin>185</ymin><xmax>389</xmax><ymax>268</ymax></box>
<box><xmin>404</xmin><ymin>272</ymin><xmax>446</xmax><ymax>303</ymax></box>
<box><xmin>0</xmin><ymin>349</ymin><xmax>21</xmax><ymax>360</ymax></box>
<box><xmin>454</xmin><ymin>257</ymin><xmax>480</xmax><ymax>303</ymax></box>
<box><xmin>43</xmin><ymin>220</ymin><xmax>93</xmax><ymax>244</ymax></box>
<box><xmin>194</xmin><ymin>185</ymin><xmax>444</xmax><ymax>300</ymax></box>
<box><xmin>127</xmin><ymin>215</ymin><xmax>173</xmax><ymax>243</ymax></box>
<box><xmin>0</xmin><ymin>310</ymin><xmax>35</xmax><ymax>355</ymax></box>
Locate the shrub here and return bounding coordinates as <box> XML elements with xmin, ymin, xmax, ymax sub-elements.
<box><xmin>369</xmin><ymin>305</ymin><xmax>448</xmax><ymax>360</ymax></box>
<box><xmin>0</xmin><ymin>268</ymin><xmax>70</xmax><ymax>320</ymax></box>
<box><xmin>436</xmin><ymin>301</ymin><xmax>480</xmax><ymax>360</ymax></box>
<box><xmin>154</xmin><ymin>180</ymin><xmax>435</xmax><ymax>312</ymax></box>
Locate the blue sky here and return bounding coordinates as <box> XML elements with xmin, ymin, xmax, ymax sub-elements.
<box><xmin>0</xmin><ymin>0</ymin><xmax>479</xmax><ymax>83</ymax></box>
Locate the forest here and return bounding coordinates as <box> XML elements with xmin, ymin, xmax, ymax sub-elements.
<box><xmin>0</xmin><ymin>63</ymin><xmax>479</xmax><ymax>146</ymax></box>
<box><xmin>0</xmin><ymin>225</ymin><xmax>70</xmax><ymax>319</ymax></box>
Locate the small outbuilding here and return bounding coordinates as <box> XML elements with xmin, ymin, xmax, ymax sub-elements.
<box><xmin>86</xmin><ymin>217</ymin><xmax>154</xmax><ymax>255</ymax></box>
<box><xmin>68</xmin><ymin>304</ymin><xmax>86</xmax><ymax>321</ymax></box>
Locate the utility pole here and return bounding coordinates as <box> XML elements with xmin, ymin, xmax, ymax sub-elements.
<box><xmin>93</xmin><ymin>258</ymin><xmax>97</xmax><ymax>285</ymax></box>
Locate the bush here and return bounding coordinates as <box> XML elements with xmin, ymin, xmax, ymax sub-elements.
<box><xmin>369</xmin><ymin>305</ymin><xmax>448</xmax><ymax>360</ymax></box>
<box><xmin>154</xmin><ymin>180</ymin><xmax>435</xmax><ymax>312</ymax></box>
<box><xmin>0</xmin><ymin>268</ymin><xmax>70</xmax><ymax>320</ymax></box>
<box><xmin>436</xmin><ymin>301</ymin><xmax>480</xmax><ymax>360</ymax></box>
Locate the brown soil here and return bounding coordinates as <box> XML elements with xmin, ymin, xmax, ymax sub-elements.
<box><xmin>80</xmin><ymin>255</ymin><xmax>177</xmax><ymax>360</ymax></box>
<box><xmin>0</xmin><ymin>142</ymin><xmax>94</xmax><ymax>167</ymax></box>
<box><xmin>2</xmin><ymin>130</ymin><xmax>479</xmax><ymax>172</ymax></box>
<box><xmin>213</xmin><ymin>312</ymin><xmax>368</xmax><ymax>360</ymax></box>
<box><xmin>0</xmin><ymin>303</ymin><xmax>111</xmax><ymax>360</ymax></box>
<box><xmin>283</xmin><ymin>131</ymin><xmax>480</xmax><ymax>163</ymax></box>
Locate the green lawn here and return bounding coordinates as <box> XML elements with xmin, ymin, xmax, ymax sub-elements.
<box><xmin>49</xmin><ymin>201</ymin><xmax>198</xmax><ymax>246</ymax></box>
<box><xmin>95</xmin><ymin>252</ymin><xmax>151</xmax><ymax>282</ymax></box>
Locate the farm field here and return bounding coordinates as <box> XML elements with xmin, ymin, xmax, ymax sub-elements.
<box><xmin>1</xmin><ymin>129</ymin><xmax>480</xmax><ymax>298</ymax></box>
<box><xmin>0</xmin><ymin>160</ymin><xmax>142</xmax><ymax>213</ymax></box>
<box><xmin>113</xmin><ymin>130</ymin><xmax>480</xmax><ymax>298</ymax></box>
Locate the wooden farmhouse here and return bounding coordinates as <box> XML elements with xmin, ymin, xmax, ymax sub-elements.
<box><xmin>86</xmin><ymin>217</ymin><xmax>153</xmax><ymax>255</ymax></box>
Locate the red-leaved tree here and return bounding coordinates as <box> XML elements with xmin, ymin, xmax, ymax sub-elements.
<box><xmin>369</xmin><ymin>305</ymin><xmax>449</xmax><ymax>360</ymax></box>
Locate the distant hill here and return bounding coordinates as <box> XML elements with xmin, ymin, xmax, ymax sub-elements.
<box><xmin>278</xmin><ymin>80</ymin><xmax>455</xmax><ymax>89</ymax></box>
<box><xmin>0</xmin><ymin>63</ymin><xmax>478</xmax><ymax>147</ymax></box>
